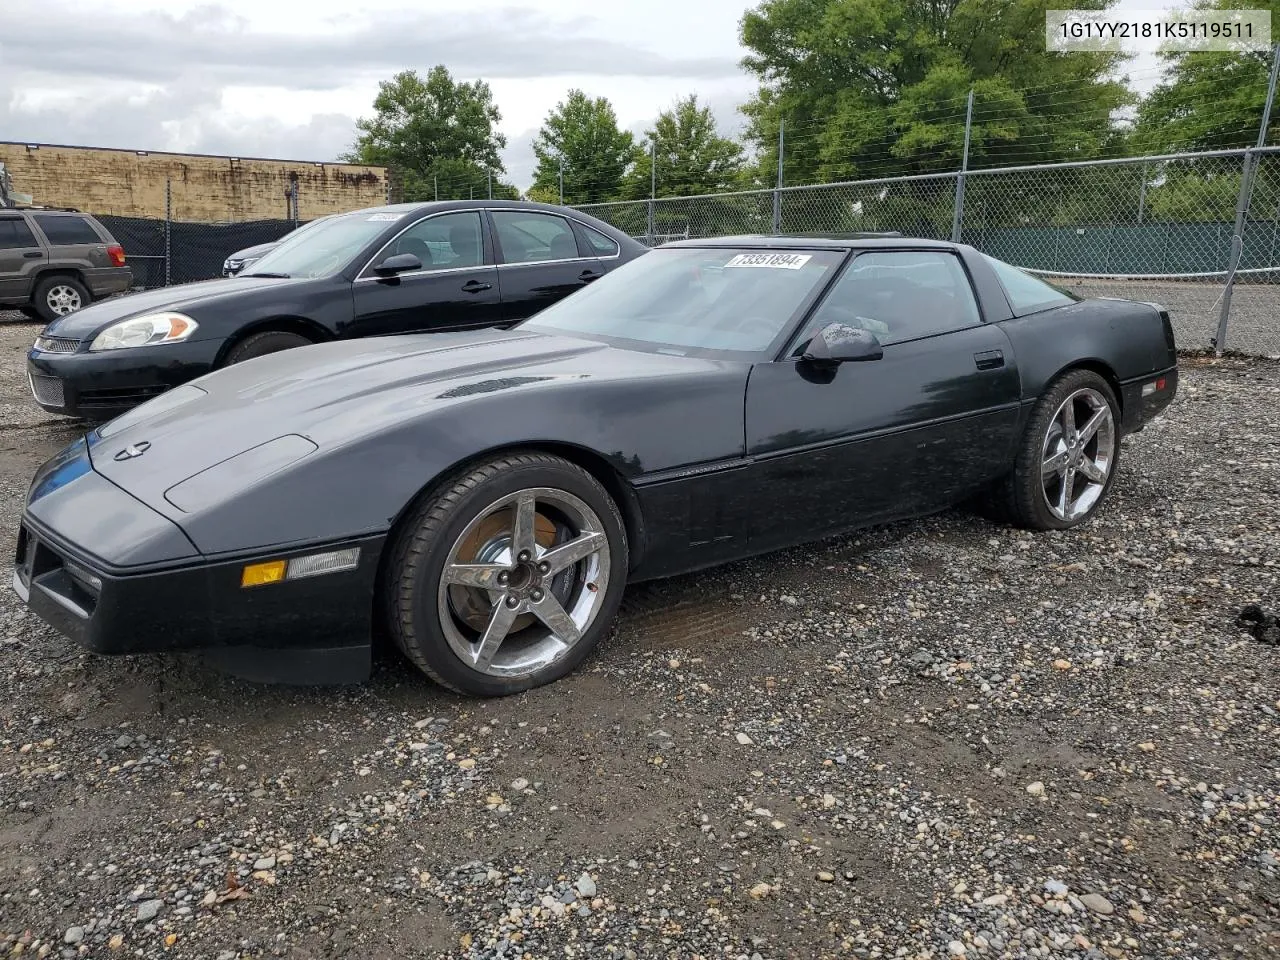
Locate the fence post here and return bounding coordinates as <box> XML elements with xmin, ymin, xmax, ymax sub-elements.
<box><xmin>950</xmin><ymin>89</ymin><xmax>974</xmax><ymax>242</ymax></box>
<box><xmin>1137</xmin><ymin>163</ymin><xmax>1148</xmax><ymax>224</ymax></box>
<box><xmin>488</xmin><ymin>169</ymin><xmax>493</xmax><ymax>200</ymax></box>
<box><xmin>647</xmin><ymin>141</ymin><xmax>656</xmax><ymax>242</ymax></box>
<box><xmin>558</xmin><ymin>156</ymin><xmax>564</xmax><ymax>205</ymax></box>
<box><xmin>434</xmin><ymin>175</ymin><xmax>438</xmax><ymax>201</ymax></box>
<box><xmin>1216</xmin><ymin>41</ymin><xmax>1280</xmax><ymax>353</ymax></box>
<box><xmin>164</xmin><ymin>178</ymin><xmax>171</xmax><ymax>288</ymax></box>
<box><xmin>772</xmin><ymin>120</ymin><xmax>784</xmax><ymax>234</ymax></box>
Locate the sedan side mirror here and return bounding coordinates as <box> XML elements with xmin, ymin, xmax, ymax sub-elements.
<box><xmin>373</xmin><ymin>253</ymin><xmax>422</xmax><ymax>276</ymax></box>
<box><xmin>801</xmin><ymin>321</ymin><xmax>884</xmax><ymax>365</ymax></box>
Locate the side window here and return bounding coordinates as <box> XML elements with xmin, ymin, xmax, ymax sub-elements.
<box><xmin>579</xmin><ymin>224</ymin><xmax>620</xmax><ymax>257</ymax></box>
<box><xmin>983</xmin><ymin>254</ymin><xmax>1076</xmax><ymax>314</ymax></box>
<box><xmin>387</xmin><ymin>211</ymin><xmax>485</xmax><ymax>271</ymax></box>
<box><xmin>0</xmin><ymin>218</ymin><xmax>39</xmax><ymax>249</ymax></box>
<box><xmin>799</xmin><ymin>251</ymin><xmax>981</xmax><ymax>348</ymax></box>
<box><xmin>493</xmin><ymin>211</ymin><xmax>581</xmax><ymax>264</ymax></box>
<box><xmin>32</xmin><ymin>215</ymin><xmax>101</xmax><ymax>245</ymax></box>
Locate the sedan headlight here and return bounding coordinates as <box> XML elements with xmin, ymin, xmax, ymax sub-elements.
<box><xmin>89</xmin><ymin>312</ymin><xmax>199</xmax><ymax>352</ymax></box>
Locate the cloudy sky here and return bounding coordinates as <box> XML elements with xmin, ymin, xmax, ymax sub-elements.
<box><xmin>2</xmin><ymin>0</ymin><xmax>1181</xmax><ymax>191</ymax></box>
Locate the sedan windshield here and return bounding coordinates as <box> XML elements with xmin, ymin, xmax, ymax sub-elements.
<box><xmin>520</xmin><ymin>247</ymin><xmax>844</xmax><ymax>357</ymax></box>
<box><xmin>243</xmin><ymin>211</ymin><xmax>404</xmax><ymax>279</ymax></box>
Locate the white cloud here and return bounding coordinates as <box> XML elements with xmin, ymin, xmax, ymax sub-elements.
<box><xmin>0</xmin><ymin>0</ymin><xmax>759</xmax><ymax>189</ymax></box>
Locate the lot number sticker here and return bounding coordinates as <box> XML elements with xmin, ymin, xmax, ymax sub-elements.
<box><xmin>724</xmin><ymin>253</ymin><xmax>812</xmax><ymax>269</ymax></box>
<box><xmin>366</xmin><ymin>213</ymin><xmax>403</xmax><ymax>221</ymax></box>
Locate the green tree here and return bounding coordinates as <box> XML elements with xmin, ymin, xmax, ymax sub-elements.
<box><xmin>624</xmin><ymin>95</ymin><xmax>745</xmax><ymax>199</ymax></box>
<box><xmin>344</xmin><ymin>67</ymin><xmax>509</xmax><ymax>202</ymax></box>
<box><xmin>737</xmin><ymin>0</ymin><xmax>1133</xmax><ymax>187</ymax></box>
<box><xmin>531</xmin><ymin>90</ymin><xmax>635</xmax><ymax>203</ymax></box>
<box><xmin>1134</xmin><ymin>0</ymin><xmax>1279</xmax><ymax>151</ymax></box>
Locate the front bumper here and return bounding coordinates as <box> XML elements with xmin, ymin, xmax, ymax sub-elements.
<box><xmin>14</xmin><ymin>513</ymin><xmax>383</xmax><ymax>668</ymax></box>
<box><xmin>26</xmin><ymin>339</ymin><xmax>221</xmax><ymax>419</ymax></box>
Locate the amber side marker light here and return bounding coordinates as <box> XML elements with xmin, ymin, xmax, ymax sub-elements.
<box><xmin>240</xmin><ymin>548</ymin><xmax>362</xmax><ymax>588</ymax></box>
<box><xmin>241</xmin><ymin>560</ymin><xmax>287</xmax><ymax>588</ymax></box>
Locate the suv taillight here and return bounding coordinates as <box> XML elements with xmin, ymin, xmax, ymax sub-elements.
<box><xmin>107</xmin><ymin>244</ymin><xmax>126</xmax><ymax>267</ymax></box>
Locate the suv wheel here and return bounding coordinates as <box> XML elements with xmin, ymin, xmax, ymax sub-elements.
<box><xmin>33</xmin><ymin>276</ymin><xmax>91</xmax><ymax>321</ymax></box>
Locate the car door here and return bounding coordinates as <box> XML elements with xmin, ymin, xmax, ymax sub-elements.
<box><xmin>348</xmin><ymin>210</ymin><xmax>502</xmax><ymax>338</ymax></box>
<box><xmin>489</xmin><ymin>209</ymin><xmax>601</xmax><ymax>323</ymax></box>
<box><xmin>29</xmin><ymin>213</ymin><xmax>113</xmax><ymax>271</ymax></box>
<box><xmin>0</xmin><ymin>215</ymin><xmax>45</xmax><ymax>302</ymax></box>
<box><xmin>744</xmin><ymin>249</ymin><xmax>1022</xmax><ymax>554</ymax></box>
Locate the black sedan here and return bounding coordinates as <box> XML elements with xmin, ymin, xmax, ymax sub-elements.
<box><xmin>12</xmin><ymin>237</ymin><xmax>1178</xmax><ymax>696</ymax></box>
<box><xmin>25</xmin><ymin>200</ymin><xmax>646</xmax><ymax>419</ymax></box>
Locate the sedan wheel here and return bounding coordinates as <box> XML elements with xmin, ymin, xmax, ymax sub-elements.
<box><xmin>994</xmin><ymin>369</ymin><xmax>1121</xmax><ymax>531</ymax></box>
<box><xmin>386</xmin><ymin>452</ymin><xmax>628</xmax><ymax>696</ymax></box>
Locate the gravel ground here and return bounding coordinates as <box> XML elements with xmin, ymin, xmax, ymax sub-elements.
<box><xmin>0</xmin><ymin>318</ymin><xmax>1276</xmax><ymax>960</ymax></box>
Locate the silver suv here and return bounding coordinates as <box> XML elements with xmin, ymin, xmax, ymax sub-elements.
<box><xmin>0</xmin><ymin>210</ymin><xmax>133</xmax><ymax>321</ymax></box>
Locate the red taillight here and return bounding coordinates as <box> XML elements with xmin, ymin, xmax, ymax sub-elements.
<box><xmin>1156</xmin><ymin>377</ymin><xmax>1167</xmax><ymax>391</ymax></box>
<box><xmin>107</xmin><ymin>244</ymin><xmax>126</xmax><ymax>267</ymax></box>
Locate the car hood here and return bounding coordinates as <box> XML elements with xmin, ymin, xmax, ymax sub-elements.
<box><xmin>84</xmin><ymin>327</ymin><xmax>702</xmax><ymax>512</ymax></box>
<box><xmin>41</xmin><ymin>276</ymin><xmax>307</xmax><ymax>339</ymax></box>
<box><xmin>227</xmin><ymin>242</ymin><xmax>277</xmax><ymax>262</ymax></box>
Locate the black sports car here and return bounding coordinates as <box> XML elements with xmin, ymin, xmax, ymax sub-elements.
<box><xmin>12</xmin><ymin>236</ymin><xmax>1178</xmax><ymax>696</ymax></box>
<box><xmin>25</xmin><ymin>200</ymin><xmax>646</xmax><ymax>420</ymax></box>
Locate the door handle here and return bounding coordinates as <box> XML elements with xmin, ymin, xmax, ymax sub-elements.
<box><xmin>22</xmin><ymin>252</ymin><xmax>42</xmax><ymax>259</ymax></box>
<box><xmin>461</xmin><ymin>279</ymin><xmax>492</xmax><ymax>293</ymax></box>
<box><xmin>974</xmin><ymin>349</ymin><xmax>1004</xmax><ymax>370</ymax></box>
<box><xmin>579</xmin><ymin>270</ymin><xmax>602</xmax><ymax>282</ymax></box>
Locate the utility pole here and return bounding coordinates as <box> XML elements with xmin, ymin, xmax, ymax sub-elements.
<box><xmin>773</xmin><ymin>120</ymin><xmax>784</xmax><ymax>234</ymax></box>
<box><xmin>558</xmin><ymin>156</ymin><xmax>564</xmax><ymax>205</ymax></box>
<box><xmin>647</xmin><ymin>140</ymin><xmax>656</xmax><ymax>242</ymax></box>
<box><xmin>951</xmin><ymin>89</ymin><xmax>975</xmax><ymax>243</ymax></box>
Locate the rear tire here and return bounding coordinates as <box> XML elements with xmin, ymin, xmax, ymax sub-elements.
<box><xmin>222</xmin><ymin>330</ymin><xmax>313</xmax><ymax>366</ymax></box>
<box><xmin>384</xmin><ymin>452</ymin><xmax>628</xmax><ymax>697</ymax></box>
<box><xmin>992</xmin><ymin>369</ymin><xmax>1121</xmax><ymax>531</ymax></box>
<box><xmin>33</xmin><ymin>276</ymin><xmax>91</xmax><ymax>322</ymax></box>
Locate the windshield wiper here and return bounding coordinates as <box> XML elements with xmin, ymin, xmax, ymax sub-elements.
<box><xmin>241</xmin><ymin>271</ymin><xmax>291</xmax><ymax>278</ymax></box>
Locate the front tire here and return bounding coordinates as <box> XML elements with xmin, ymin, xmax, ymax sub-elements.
<box><xmin>385</xmin><ymin>452</ymin><xmax>628</xmax><ymax>696</ymax></box>
<box><xmin>223</xmin><ymin>330</ymin><xmax>313</xmax><ymax>366</ymax></box>
<box><xmin>997</xmin><ymin>369</ymin><xmax>1121</xmax><ymax>531</ymax></box>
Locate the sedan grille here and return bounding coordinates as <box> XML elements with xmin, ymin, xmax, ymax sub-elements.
<box><xmin>34</xmin><ymin>336</ymin><xmax>79</xmax><ymax>354</ymax></box>
<box><xmin>28</xmin><ymin>373</ymin><xmax>64</xmax><ymax>407</ymax></box>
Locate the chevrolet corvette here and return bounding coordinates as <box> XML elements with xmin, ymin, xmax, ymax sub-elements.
<box><xmin>12</xmin><ymin>236</ymin><xmax>1178</xmax><ymax>696</ymax></box>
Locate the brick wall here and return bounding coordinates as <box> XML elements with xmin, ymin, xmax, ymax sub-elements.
<box><xmin>0</xmin><ymin>142</ymin><xmax>389</xmax><ymax>221</ymax></box>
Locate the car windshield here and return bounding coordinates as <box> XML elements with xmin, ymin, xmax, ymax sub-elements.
<box><xmin>242</xmin><ymin>211</ymin><xmax>404</xmax><ymax>279</ymax></box>
<box><xmin>520</xmin><ymin>247</ymin><xmax>845</xmax><ymax>357</ymax></box>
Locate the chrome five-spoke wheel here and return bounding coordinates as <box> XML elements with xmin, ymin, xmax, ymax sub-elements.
<box><xmin>1040</xmin><ymin>386</ymin><xmax>1116</xmax><ymax>522</ymax></box>
<box><xmin>438</xmin><ymin>487</ymin><xmax>611</xmax><ymax>677</ymax></box>
<box><xmin>386</xmin><ymin>451</ymin><xmax>628</xmax><ymax>696</ymax></box>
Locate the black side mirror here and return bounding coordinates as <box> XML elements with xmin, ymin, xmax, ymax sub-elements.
<box><xmin>801</xmin><ymin>321</ymin><xmax>884</xmax><ymax>365</ymax></box>
<box><xmin>373</xmin><ymin>253</ymin><xmax>422</xmax><ymax>276</ymax></box>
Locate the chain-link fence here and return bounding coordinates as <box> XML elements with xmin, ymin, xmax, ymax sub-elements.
<box><xmin>97</xmin><ymin>214</ymin><xmax>302</xmax><ymax>288</ymax></box>
<box><xmin>575</xmin><ymin>147</ymin><xmax>1280</xmax><ymax>358</ymax></box>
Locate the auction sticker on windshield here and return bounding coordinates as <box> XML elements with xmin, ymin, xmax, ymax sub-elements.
<box><xmin>724</xmin><ymin>253</ymin><xmax>813</xmax><ymax>269</ymax></box>
<box><xmin>366</xmin><ymin>213</ymin><xmax>403</xmax><ymax>221</ymax></box>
